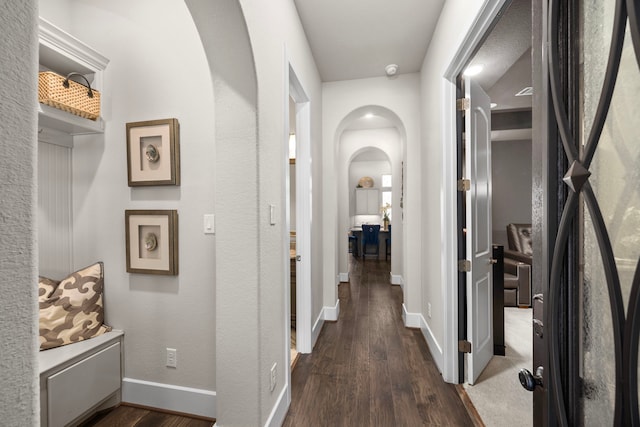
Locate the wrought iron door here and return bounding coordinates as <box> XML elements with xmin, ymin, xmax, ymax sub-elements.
<box><xmin>547</xmin><ymin>0</ymin><xmax>640</xmax><ymax>425</ymax></box>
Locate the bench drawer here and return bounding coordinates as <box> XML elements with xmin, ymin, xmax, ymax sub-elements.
<box><xmin>47</xmin><ymin>342</ymin><xmax>121</xmax><ymax>427</ymax></box>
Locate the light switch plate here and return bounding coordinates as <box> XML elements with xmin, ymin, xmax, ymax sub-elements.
<box><xmin>269</xmin><ymin>204</ymin><xmax>276</xmax><ymax>225</ymax></box>
<box><xmin>204</xmin><ymin>214</ymin><xmax>215</xmax><ymax>234</ymax></box>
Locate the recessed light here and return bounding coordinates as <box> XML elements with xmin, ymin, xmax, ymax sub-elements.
<box><xmin>463</xmin><ymin>64</ymin><xmax>484</xmax><ymax>76</ymax></box>
<box><xmin>365</xmin><ymin>113</ymin><xmax>374</xmax><ymax>119</ymax></box>
<box><xmin>490</xmin><ymin>102</ymin><xmax>498</xmax><ymax>109</ymax></box>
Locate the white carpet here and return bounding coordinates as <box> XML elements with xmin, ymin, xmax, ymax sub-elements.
<box><xmin>464</xmin><ymin>307</ymin><xmax>533</xmax><ymax>427</ymax></box>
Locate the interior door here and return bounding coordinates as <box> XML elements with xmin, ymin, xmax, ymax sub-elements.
<box><xmin>465</xmin><ymin>76</ymin><xmax>493</xmax><ymax>384</ymax></box>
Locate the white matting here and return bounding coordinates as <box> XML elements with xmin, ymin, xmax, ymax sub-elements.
<box><xmin>464</xmin><ymin>307</ymin><xmax>533</xmax><ymax>427</ymax></box>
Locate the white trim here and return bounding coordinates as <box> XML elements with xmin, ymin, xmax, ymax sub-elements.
<box><xmin>324</xmin><ymin>299</ymin><xmax>340</xmax><ymax>321</ymax></box>
<box><xmin>39</xmin><ymin>17</ymin><xmax>110</xmax><ymax>72</ymax></box>
<box><xmin>390</xmin><ymin>273</ymin><xmax>403</xmax><ymax>286</ymax></box>
<box><xmin>289</xmin><ymin>63</ymin><xmax>313</xmax><ymax>356</ymax></box>
<box><xmin>263</xmin><ymin>384</ymin><xmax>288</xmax><ymax>427</ymax></box>
<box><xmin>122</xmin><ymin>378</ymin><xmax>215</xmax><ymax>419</ymax></box>
<box><xmin>440</xmin><ymin>0</ymin><xmax>509</xmax><ymax>384</ymax></box>
<box><xmin>402</xmin><ymin>303</ymin><xmax>421</xmax><ymax>328</ymax></box>
<box><xmin>339</xmin><ymin>272</ymin><xmax>349</xmax><ymax>282</ymax></box>
<box><xmin>401</xmin><ymin>305</ymin><xmax>445</xmax><ymax>373</ymax></box>
<box><xmin>311</xmin><ymin>309</ymin><xmax>325</xmax><ymax>348</ymax></box>
<box><xmin>419</xmin><ymin>315</ymin><xmax>445</xmax><ymax>374</ymax></box>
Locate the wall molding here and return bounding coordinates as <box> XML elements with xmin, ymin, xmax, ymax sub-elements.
<box><xmin>339</xmin><ymin>272</ymin><xmax>349</xmax><ymax>282</ymax></box>
<box><xmin>390</xmin><ymin>273</ymin><xmax>403</xmax><ymax>286</ymax></box>
<box><xmin>263</xmin><ymin>384</ymin><xmax>288</xmax><ymax>427</ymax></box>
<box><xmin>324</xmin><ymin>299</ymin><xmax>340</xmax><ymax>321</ymax></box>
<box><xmin>122</xmin><ymin>378</ymin><xmax>215</xmax><ymax>419</ymax></box>
<box><xmin>402</xmin><ymin>304</ymin><xmax>444</xmax><ymax>374</ymax></box>
<box><xmin>311</xmin><ymin>309</ymin><xmax>325</xmax><ymax>347</ymax></box>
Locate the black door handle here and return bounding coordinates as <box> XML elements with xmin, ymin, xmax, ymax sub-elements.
<box><xmin>519</xmin><ymin>366</ymin><xmax>544</xmax><ymax>391</ymax></box>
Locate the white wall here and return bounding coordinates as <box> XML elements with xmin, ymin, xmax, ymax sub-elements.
<box><xmin>0</xmin><ymin>0</ymin><xmax>39</xmax><ymax>424</ymax></box>
<box><xmin>492</xmin><ymin>140</ymin><xmax>532</xmax><ymax>246</ymax></box>
<box><xmin>349</xmin><ymin>158</ymin><xmax>391</xmax><ymax>221</ymax></box>
<box><xmin>323</xmin><ymin>74</ymin><xmax>420</xmax><ymax>315</ymax></box>
<box><xmin>40</xmin><ymin>0</ymin><xmax>217</xmax><ymax>413</ymax></box>
<box><xmin>420</xmin><ymin>0</ymin><xmax>494</xmax><ymax>378</ymax></box>
<box><xmin>238</xmin><ymin>1</ymin><xmax>323</xmax><ymax>423</ymax></box>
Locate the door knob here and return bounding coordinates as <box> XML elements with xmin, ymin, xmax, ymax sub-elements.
<box><xmin>489</xmin><ymin>258</ymin><xmax>498</xmax><ymax>264</ymax></box>
<box><xmin>519</xmin><ymin>366</ymin><xmax>544</xmax><ymax>391</ymax></box>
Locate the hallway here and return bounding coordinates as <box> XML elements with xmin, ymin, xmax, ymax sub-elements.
<box><xmin>283</xmin><ymin>259</ymin><xmax>474</xmax><ymax>426</ymax></box>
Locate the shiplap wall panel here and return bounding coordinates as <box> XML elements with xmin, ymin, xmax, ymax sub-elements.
<box><xmin>38</xmin><ymin>140</ymin><xmax>73</xmax><ymax>278</ymax></box>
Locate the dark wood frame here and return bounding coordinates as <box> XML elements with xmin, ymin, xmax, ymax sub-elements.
<box><xmin>125</xmin><ymin>209</ymin><xmax>179</xmax><ymax>275</ymax></box>
<box><xmin>126</xmin><ymin>118</ymin><xmax>180</xmax><ymax>186</ymax></box>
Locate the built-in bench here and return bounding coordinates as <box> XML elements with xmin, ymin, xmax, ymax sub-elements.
<box><xmin>38</xmin><ymin>330</ymin><xmax>124</xmax><ymax>427</ymax></box>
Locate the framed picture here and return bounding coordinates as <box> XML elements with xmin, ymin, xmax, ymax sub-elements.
<box><xmin>126</xmin><ymin>118</ymin><xmax>180</xmax><ymax>186</ymax></box>
<box><xmin>125</xmin><ymin>210</ymin><xmax>179</xmax><ymax>275</ymax></box>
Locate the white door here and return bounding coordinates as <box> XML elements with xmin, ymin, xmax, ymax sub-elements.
<box><xmin>465</xmin><ymin>76</ymin><xmax>493</xmax><ymax>384</ymax></box>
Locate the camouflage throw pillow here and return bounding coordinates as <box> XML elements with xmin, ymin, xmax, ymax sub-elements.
<box><xmin>39</xmin><ymin>262</ymin><xmax>112</xmax><ymax>351</ymax></box>
<box><xmin>38</xmin><ymin>276</ymin><xmax>60</xmax><ymax>303</ymax></box>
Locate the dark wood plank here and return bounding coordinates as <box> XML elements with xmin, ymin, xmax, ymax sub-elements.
<box><xmin>80</xmin><ymin>405</ymin><xmax>213</xmax><ymax>427</ymax></box>
<box><xmin>283</xmin><ymin>257</ymin><xmax>476</xmax><ymax>426</ymax></box>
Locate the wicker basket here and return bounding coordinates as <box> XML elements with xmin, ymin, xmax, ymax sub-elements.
<box><xmin>38</xmin><ymin>71</ymin><xmax>100</xmax><ymax>120</ymax></box>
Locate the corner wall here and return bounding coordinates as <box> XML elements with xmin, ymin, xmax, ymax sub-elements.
<box><xmin>0</xmin><ymin>0</ymin><xmax>39</xmax><ymax>423</ymax></box>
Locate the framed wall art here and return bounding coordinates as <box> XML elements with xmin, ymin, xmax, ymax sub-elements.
<box><xmin>126</xmin><ymin>118</ymin><xmax>180</xmax><ymax>186</ymax></box>
<box><xmin>125</xmin><ymin>210</ymin><xmax>179</xmax><ymax>275</ymax></box>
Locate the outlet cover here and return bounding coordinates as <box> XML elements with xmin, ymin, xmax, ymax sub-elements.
<box><xmin>166</xmin><ymin>348</ymin><xmax>177</xmax><ymax>368</ymax></box>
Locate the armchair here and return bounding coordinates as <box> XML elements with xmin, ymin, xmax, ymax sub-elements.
<box><xmin>504</xmin><ymin>223</ymin><xmax>532</xmax><ymax>307</ymax></box>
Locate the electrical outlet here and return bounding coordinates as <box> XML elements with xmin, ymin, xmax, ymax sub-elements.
<box><xmin>428</xmin><ymin>303</ymin><xmax>432</xmax><ymax>319</ymax></box>
<box><xmin>270</xmin><ymin>362</ymin><xmax>277</xmax><ymax>391</ymax></box>
<box><xmin>166</xmin><ymin>348</ymin><xmax>177</xmax><ymax>368</ymax></box>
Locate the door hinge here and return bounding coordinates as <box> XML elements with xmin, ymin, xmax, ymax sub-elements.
<box><xmin>458</xmin><ymin>340</ymin><xmax>472</xmax><ymax>353</ymax></box>
<box><xmin>458</xmin><ymin>259</ymin><xmax>471</xmax><ymax>272</ymax></box>
<box><xmin>457</xmin><ymin>179</ymin><xmax>471</xmax><ymax>191</ymax></box>
<box><xmin>456</xmin><ymin>97</ymin><xmax>470</xmax><ymax>111</ymax></box>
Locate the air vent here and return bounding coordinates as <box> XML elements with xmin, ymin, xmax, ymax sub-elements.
<box><xmin>515</xmin><ymin>86</ymin><xmax>534</xmax><ymax>97</ymax></box>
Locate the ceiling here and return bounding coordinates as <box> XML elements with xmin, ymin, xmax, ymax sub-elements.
<box><xmin>294</xmin><ymin>0</ymin><xmax>532</xmax><ymax>130</ymax></box>
<box><xmin>293</xmin><ymin>0</ymin><xmax>446</xmax><ymax>82</ymax></box>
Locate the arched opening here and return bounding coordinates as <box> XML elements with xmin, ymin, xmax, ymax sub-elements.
<box><xmin>335</xmin><ymin>106</ymin><xmax>406</xmax><ymax>285</ymax></box>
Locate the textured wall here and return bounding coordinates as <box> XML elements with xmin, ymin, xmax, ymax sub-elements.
<box><xmin>0</xmin><ymin>0</ymin><xmax>39</xmax><ymax>424</ymax></box>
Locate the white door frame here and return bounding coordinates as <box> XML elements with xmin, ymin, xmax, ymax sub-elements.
<box><xmin>284</xmin><ymin>59</ymin><xmax>312</xmax><ymax>402</ymax></box>
<box><xmin>440</xmin><ymin>0</ymin><xmax>509</xmax><ymax>383</ymax></box>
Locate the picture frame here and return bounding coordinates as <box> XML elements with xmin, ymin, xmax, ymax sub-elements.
<box><xmin>125</xmin><ymin>210</ymin><xmax>179</xmax><ymax>275</ymax></box>
<box><xmin>126</xmin><ymin>118</ymin><xmax>180</xmax><ymax>186</ymax></box>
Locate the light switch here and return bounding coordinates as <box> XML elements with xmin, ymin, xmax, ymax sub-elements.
<box><xmin>270</xmin><ymin>204</ymin><xmax>276</xmax><ymax>225</ymax></box>
<box><xmin>204</xmin><ymin>214</ymin><xmax>215</xmax><ymax>234</ymax></box>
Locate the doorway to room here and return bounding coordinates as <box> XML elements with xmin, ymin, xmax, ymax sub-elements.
<box><xmin>454</xmin><ymin>0</ymin><xmax>534</xmax><ymax>425</ymax></box>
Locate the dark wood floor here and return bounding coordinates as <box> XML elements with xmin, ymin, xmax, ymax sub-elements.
<box><xmin>283</xmin><ymin>258</ymin><xmax>475</xmax><ymax>427</ymax></box>
<box><xmin>80</xmin><ymin>405</ymin><xmax>214</xmax><ymax>427</ymax></box>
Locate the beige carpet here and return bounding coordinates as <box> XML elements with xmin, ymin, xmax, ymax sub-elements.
<box><xmin>464</xmin><ymin>307</ymin><xmax>533</xmax><ymax>427</ymax></box>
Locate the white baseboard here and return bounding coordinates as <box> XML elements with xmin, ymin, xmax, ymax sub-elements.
<box><xmin>122</xmin><ymin>378</ymin><xmax>215</xmax><ymax>419</ymax></box>
<box><xmin>324</xmin><ymin>299</ymin><xmax>340</xmax><ymax>321</ymax></box>
<box><xmin>339</xmin><ymin>272</ymin><xmax>349</xmax><ymax>282</ymax></box>
<box><xmin>264</xmin><ymin>384</ymin><xmax>288</xmax><ymax>427</ymax></box>
<box><xmin>311</xmin><ymin>300</ymin><xmax>340</xmax><ymax>348</ymax></box>
<box><xmin>401</xmin><ymin>305</ymin><xmax>444</xmax><ymax>374</ymax></box>
<box><xmin>390</xmin><ymin>274</ymin><xmax>403</xmax><ymax>286</ymax></box>
<box><xmin>402</xmin><ymin>303</ymin><xmax>421</xmax><ymax>328</ymax></box>
<box><xmin>312</xmin><ymin>309</ymin><xmax>325</xmax><ymax>347</ymax></box>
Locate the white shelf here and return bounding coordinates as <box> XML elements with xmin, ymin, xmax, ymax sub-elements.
<box><xmin>38</xmin><ymin>103</ymin><xmax>104</xmax><ymax>135</ymax></box>
<box><xmin>38</xmin><ymin>17</ymin><xmax>109</xmax><ymax>136</ymax></box>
